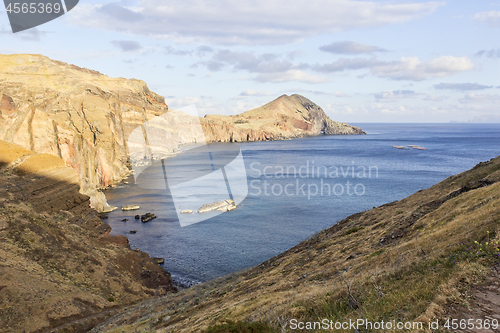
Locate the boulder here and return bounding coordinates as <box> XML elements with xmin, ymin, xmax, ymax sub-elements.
<box><xmin>151</xmin><ymin>257</ymin><xmax>165</xmax><ymax>265</ymax></box>
<box><xmin>198</xmin><ymin>199</ymin><xmax>237</xmax><ymax>213</ymax></box>
<box><xmin>141</xmin><ymin>213</ymin><xmax>157</xmax><ymax>223</ymax></box>
<box><xmin>122</xmin><ymin>205</ymin><xmax>140</xmax><ymax>211</ymax></box>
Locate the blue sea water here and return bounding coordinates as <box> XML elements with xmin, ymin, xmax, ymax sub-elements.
<box><xmin>104</xmin><ymin>123</ymin><xmax>500</xmax><ymax>286</ymax></box>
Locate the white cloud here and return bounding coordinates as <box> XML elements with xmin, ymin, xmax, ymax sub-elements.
<box><xmin>371</xmin><ymin>103</ymin><xmax>426</xmax><ymax>116</ymax></box>
<box><xmin>111</xmin><ymin>40</ymin><xmax>143</xmax><ymax>52</ymax></box>
<box><xmin>324</xmin><ymin>103</ymin><xmax>356</xmax><ymax>115</ymax></box>
<box><xmin>370</xmin><ymin>56</ymin><xmax>474</xmax><ymax>81</ymax></box>
<box><xmin>314</xmin><ymin>56</ymin><xmax>474</xmax><ymax>81</ymax></box>
<box><xmin>475</xmin><ymin>48</ymin><xmax>500</xmax><ymax>58</ymax></box>
<box><xmin>199</xmin><ymin>49</ymin><xmax>473</xmax><ymax>83</ymax></box>
<box><xmin>165</xmin><ymin>96</ymin><xmax>201</xmax><ymax>109</ymax></box>
<box><xmin>319</xmin><ymin>41</ymin><xmax>387</xmax><ymax>54</ymax></box>
<box><xmin>165</xmin><ymin>96</ymin><xmax>235</xmax><ymax>115</ymax></box>
<box><xmin>254</xmin><ymin>69</ymin><xmax>328</xmax><ymax>84</ymax></box>
<box><xmin>284</xmin><ymin>89</ymin><xmax>349</xmax><ymax>97</ymax></box>
<box><xmin>424</xmin><ymin>94</ymin><xmax>445</xmax><ymax>101</ymax></box>
<box><xmin>458</xmin><ymin>93</ymin><xmax>500</xmax><ymax>104</ymax></box>
<box><xmin>473</xmin><ymin>11</ymin><xmax>500</xmax><ymax>27</ymax></box>
<box><xmin>201</xmin><ymin>50</ymin><xmax>296</xmax><ymax>73</ymax></box>
<box><xmin>374</xmin><ymin>90</ymin><xmax>417</xmax><ymax>102</ymax></box>
<box><xmin>68</xmin><ymin>0</ymin><xmax>444</xmax><ymax>45</ymax></box>
<box><xmin>239</xmin><ymin>90</ymin><xmax>274</xmax><ymax>96</ymax></box>
<box><xmin>434</xmin><ymin>82</ymin><xmax>493</xmax><ymax>91</ymax></box>
<box><xmin>199</xmin><ymin>50</ymin><xmax>325</xmax><ymax>83</ymax></box>
<box><xmin>0</xmin><ymin>26</ymin><xmax>47</xmax><ymax>41</ymax></box>
<box><xmin>314</xmin><ymin>57</ymin><xmax>380</xmax><ymax>72</ymax></box>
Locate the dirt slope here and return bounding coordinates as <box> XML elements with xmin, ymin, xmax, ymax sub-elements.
<box><xmin>0</xmin><ymin>140</ymin><xmax>176</xmax><ymax>333</ymax></box>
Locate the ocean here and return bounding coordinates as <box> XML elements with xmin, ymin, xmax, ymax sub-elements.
<box><xmin>104</xmin><ymin>123</ymin><xmax>500</xmax><ymax>287</ymax></box>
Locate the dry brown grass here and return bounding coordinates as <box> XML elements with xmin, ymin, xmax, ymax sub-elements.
<box><xmin>91</xmin><ymin>157</ymin><xmax>500</xmax><ymax>333</ymax></box>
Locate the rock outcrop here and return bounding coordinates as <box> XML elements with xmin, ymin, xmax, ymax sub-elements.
<box><xmin>197</xmin><ymin>199</ymin><xmax>236</xmax><ymax>213</ymax></box>
<box><xmin>0</xmin><ymin>54</ymin><xmax>168</xmax><ymax>211</ymax></box>
<box><xmin>201</xmin><ymin>94</ymin><xmax>365</xmax><ymax>142</ymax></box>
<box><xmin>0</xmin><ymin>54</ymin><xmax>364</xmax><ymax>211</ymax></box>
<box><xmin>0</xmin><ymin>140</ymin><xmax>176</xmax><ymax>333</ymax></box>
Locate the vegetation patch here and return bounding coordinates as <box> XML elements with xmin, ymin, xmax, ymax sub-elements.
<box><xmin>345</xmin><ymin>226</ymin><xmax>364</xmax><ymax>235</ymax></box>
<box><xmin>368</xmin><ymin>248</ymin><xmax>385</xmax><ymax>258</ymax></box>
<box><xmin>205</xmin><ymin>320</ymin><xmax>277</xmax><ymax>333</ymax></box>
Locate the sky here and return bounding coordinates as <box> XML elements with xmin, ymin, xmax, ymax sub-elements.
<box><xmin>1</xmin><ymin>0</ymin><xmax>500</xmax><ymax>123</ymax></box>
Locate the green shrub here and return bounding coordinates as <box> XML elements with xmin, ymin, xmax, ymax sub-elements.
<box><xmin>369</xmin><ymin>248</ymin><xmax>385</xmax><ymax>258</ymax></box>
<box><xmin>345</xmin><ymin>227</ymin><xmax>363</xmax><ymax>235</ymax></box>
<box><xmin>205</xmin><ymin>320</ymin><xmax>277</xmax><ymax>333</ymax></box>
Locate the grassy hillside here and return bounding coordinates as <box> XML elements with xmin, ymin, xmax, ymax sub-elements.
<box><xmin>86</xmin><ymin>156</ymin><xmax>500</xmax><ymax>332</ymax></box>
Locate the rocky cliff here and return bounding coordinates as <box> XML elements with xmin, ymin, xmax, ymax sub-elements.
<box><xmin>0</xmin><ymin>54</ymin><xmax>169</xmax><ymax>211</ymax></box>
<box><xmin>0</xmin><ymin>54</ymin><xmax>364</xmax><ymax>211</ymax></box>
<box><xmin>0</xmin><ymin>140</ymin><xmax>176</xmax><ymax>333</ymax></box>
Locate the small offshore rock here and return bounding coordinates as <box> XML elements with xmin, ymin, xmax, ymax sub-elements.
<box><xmin>101</xmin><ymin>205</ymin><xmax>118</xmax><ymax>213</ymax></box>
<box><xmin>198</xmin><ymin>199</ymin><xmax>236</xmax><ymax>213</ymax></box>
<box><xmin>121</xmin><ymin>218</ymin><xmax>127</xmax><ymax>222</ymax></box>
<box><xmin>134</xmin><ymin>215</ymin><xmax>140</xmax><ymax>219</ymax></box>
<box><xmin>217</xmin><ymin>204</ymin><xmax>237</xmax><ymax>212</ymax></box>
<box><xmin>141</xmin><ymin>212</ymin><xmax>157</xmax><ymax>223</ymax></box>
<box><xmin>129</xmin><ymin>230</ymin><xmax>137</xmax><ymax>234</ymax></box>
<box><xmin>152</xmin><ymin>257</ymin><xmax>165</xmax><ymax>265</ymax></box>
<box><xmin>180</xmin><ymin>210</ymin><xmax>193</xmax><ymax>214</ymax></box>
<box><xmin>122</xmin><ymin>205</ymin><xmax>140</xmax><ymax>211</ymax></box>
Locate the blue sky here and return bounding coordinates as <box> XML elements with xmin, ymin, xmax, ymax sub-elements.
<box><xmin>1</xmin><ymin>0</ymin><xmax>500</xmax><ymax>122</ymax></box>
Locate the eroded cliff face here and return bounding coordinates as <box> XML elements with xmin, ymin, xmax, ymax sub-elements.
<box><xmin>0</xmin><ymin>140</ymin><xmax>176</xmax><ymax>333</ymax></box>
<box><xmin>0</xmin><ymin>55</ymin><xmax>364</xmax><ymax>211</ymax></box>
<box><xmin>0</xmin><ymin>54</ymin><xmax>168</xmax><ymax>211</ymax></box>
